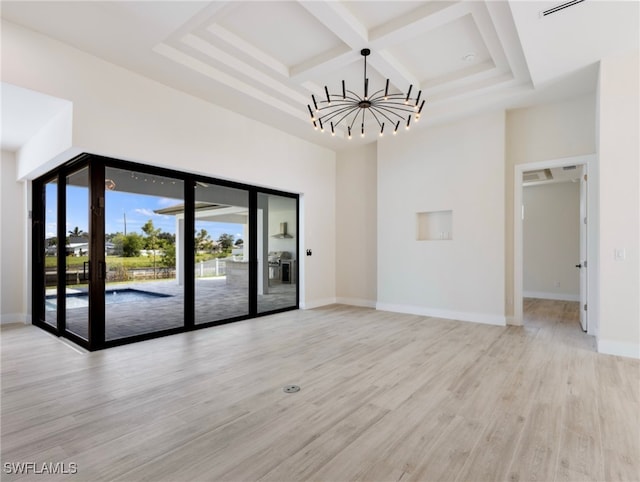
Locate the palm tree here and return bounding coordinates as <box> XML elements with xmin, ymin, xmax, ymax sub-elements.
<box><xmin>68</xmin><ymin>226</ymin><xmax>87</xmax><ymax>238</ymax></box>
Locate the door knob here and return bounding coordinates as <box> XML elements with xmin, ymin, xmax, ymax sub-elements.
<box><xmin>575</xmin><ymin>263</ymin><xmax>582</xmax><ymax>268</ymax></box>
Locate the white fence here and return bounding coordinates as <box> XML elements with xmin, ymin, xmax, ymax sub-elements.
<box><xmin>196</xmin><ymin>258</ymin><xmax>227</xmax><ymax>278</ymax></box>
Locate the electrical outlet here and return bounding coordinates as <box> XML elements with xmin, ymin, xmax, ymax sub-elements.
<box><xmin>554</xmin><ymin>281</ymin><xmax>561</xmax><ymax>288</ymax></box>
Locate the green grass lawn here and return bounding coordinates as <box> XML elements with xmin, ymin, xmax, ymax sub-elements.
<box><xmin>45</xmin><ymin>253</ymin><xmax>224</xmax><ymax>270</ymax></box>
<box><xmin>45</xmin><ymin>256</ymin><xmax>162</xmax><ymax>270</ymax></box>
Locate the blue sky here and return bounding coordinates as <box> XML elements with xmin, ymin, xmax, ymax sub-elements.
<box><xmin>46</xmin><ymin>185</ymin><xmax>243</xmax><ymax>242</ymax></box>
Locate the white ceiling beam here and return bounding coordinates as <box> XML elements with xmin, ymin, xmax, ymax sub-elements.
<box><xmin>467</xmin><ymin>3</ymin><xmax>509</xmax><ymax>72</ymax></box>
<box><xmin>163</xmin><ymin>1</ymin><xmax>233</xmax><ymax>44</ymax></box>
<box><xmin>298</xmin><ymin>1</ymin><xmax>368</xmax><ymax>49</ymax></box>
<box><xmin>179</xmin><ymin>33</ymin><xmax>309</xmax><ymax>105</ymax></box>
<box><xmin>292</xmin><ymin>1</ymin><xmax>368</xmax><ymax>81</ymax></box>
<box><xmin>368</xmin><ymin>2</ymin><xmax>469</xmax><ymax>48</ymax></box>
<box><xmin>484</xmin><ymin>1</ymin><xmax>532</xmax><ymax>84</ymax></box>
<box><xmin>206</xmin><ymin>24</ymin><xmax>290</xmax><ymax>78</ymax></box>
<box><xmin>153</xmin><ymin>42</ymin><xmax>306</xmax><ymax>121</ymax></box>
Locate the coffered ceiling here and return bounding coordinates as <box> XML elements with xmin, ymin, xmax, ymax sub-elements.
<box><xmin>1</xmin><ymin>1</ymin><xmax>638</xmax><ymax>151</ymax></box>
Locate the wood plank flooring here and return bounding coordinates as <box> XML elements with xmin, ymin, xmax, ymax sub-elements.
<box><xmin>1</xmin><ymin>300</ymin><xmax>638</xmax><ymax>481</ymax></box>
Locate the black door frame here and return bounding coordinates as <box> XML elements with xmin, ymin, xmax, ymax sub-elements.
<box><xmin>32</xmin><ymin>153</ymin><xmax>300</xmax><ymax>350</ymax></box>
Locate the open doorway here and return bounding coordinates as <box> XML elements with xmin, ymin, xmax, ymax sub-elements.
<box><xmin>513</xmin><ymin>155</ymin><xmax>596</xmax><ymax>335</ymax></box>
<box><xmin>521</xmin><ymin>165</ymin><xmax>584</xmax><ymax>331</ymax></box>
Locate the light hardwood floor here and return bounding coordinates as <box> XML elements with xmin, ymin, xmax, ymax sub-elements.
<box><xmin>1</xmin><ymin>301</ymin><xmax>638</xmax><ymax>481</ymax></box>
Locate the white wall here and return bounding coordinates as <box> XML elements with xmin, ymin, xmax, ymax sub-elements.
<box><xmin>523</xmin><ymin>182</ymin><xmax>580</xmax><ymax>301</ymax></box>
<box><xmin>597</xmin><ymin>50</ymin><xmax>640</xmax><ymax>359</ymax></box>
<box><xmin>506</xmin><ymin>94</ymin><xmax>596</xmax><ymax>319</ymax></box>
<box><xmin>1</xmin><ymin>19</ymin><xmax>336</xmax><ymax>310</ymax></box>
<box><xmin>0</xmin><ymin>151</ymin><xmax>27</xmax><ymax>324</ymax></box>
<box><xmin>377</xmin><ymin>111</ymin><xmax>506</xmax><ymax>325</ymax></box>
<box><xmin>335</xmin><ymin>143</ymin><xmax>377</xmax><ymax>307</ymax></box>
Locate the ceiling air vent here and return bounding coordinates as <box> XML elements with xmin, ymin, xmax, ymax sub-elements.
<box><xmin>563</xmin><ymin>165</ymin><xmax>577</xmax><ymax>170</ymax></box>
<box><xmin>541</xmin><ymin>0</ymin><xmax>585</xmax><ymax>17</ymax></box>
<box><xmin>523</xmin><ymin>169</ymin><xmax>553</xmax><ymax>183</ymax></box>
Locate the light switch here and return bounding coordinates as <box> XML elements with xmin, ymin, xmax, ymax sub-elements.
<box><xmin>615</xmin><ymin>248</ymin><xmax>626</xmax><ymax>261</ymax></box>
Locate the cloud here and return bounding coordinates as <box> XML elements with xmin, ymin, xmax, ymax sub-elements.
<box><xmin>134</xmin><ymin>208</ymin><xmax>160</xmax><ymax>217</ymax></box>
<box><xmin>157</xmin><ymin>197</ymin><xmax>180</xmax><ymax>207</ymax></box>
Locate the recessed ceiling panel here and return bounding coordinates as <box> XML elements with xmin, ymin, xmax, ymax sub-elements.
<box><xmin>387</xmin><ymin>14</ymin><xmax>491</xmax><ymax>83</ymax></box>
<box><xmin>215</xmin><ymin>1</ymin><xmax>346</xmax><ymax>68</ymax></box>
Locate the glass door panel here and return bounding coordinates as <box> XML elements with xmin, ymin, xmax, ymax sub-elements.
<box><xmin>194</xmin><ymin>183</ymin><xmax>250</xmax><ymax>324</ymax></box>
<box><xmin>257</xmin><ymin>193</ymin><xmax>298</xmax><ymax>313</ymax></box>
<box><xmin>65</xmin><ymin>167</ymin><xmax>90</xmax><ymax>340</ymax></box>
<box><xmin>104</xmin><ymin>167</ymin><xmax>184</xmax><ymax>340</ymax></box>
<box><xmin>43</xmin><ymin>178</ymin><xmax>58</xmax><ymax>328</ymax></box>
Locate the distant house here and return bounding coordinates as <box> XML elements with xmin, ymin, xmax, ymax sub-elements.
<box><xmin>45</xmin><ymin>237</ymin><xmax>115</xmax><ymax>256</ymax></box>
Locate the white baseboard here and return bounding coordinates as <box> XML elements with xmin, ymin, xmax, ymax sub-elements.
<box><xmin>523</xmin><ymin>291</ymin><xmax>580</xmax><ymax>302</ymax></box>
<box><xmin>1</xmin><ymin>313</ymin><xmax>29</xmax><ymax>324</ymax></box>
<box><xmin>597</xmin><ymin>338</ymin><xmax>640</xmax><ymax>359</ymax></box>
<box><xmin>335</xmin><ymin>297</ymin><xmax>377</xmax><ymax>308</ymax></box>
<box><xmin>375</xmin><ymin>303</ymin><xmax>506</xmax><ymax>326</ymax></box>
<box><xmin>300</xmin><ymin>298</ymin><xmax>337</xmax><ymax>310</ymax></box>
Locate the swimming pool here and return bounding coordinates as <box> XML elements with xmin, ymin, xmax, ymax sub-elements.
<box><xmin>45</xmin><ymin>288</ymin><xmax>173</xmax><ymax>310</ymax></box>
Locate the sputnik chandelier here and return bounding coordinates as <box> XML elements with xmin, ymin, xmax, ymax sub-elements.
<box><xmin>307</xmin><ymin>49</ymin><xmax>425</xmax><ymax>139</ymax></box>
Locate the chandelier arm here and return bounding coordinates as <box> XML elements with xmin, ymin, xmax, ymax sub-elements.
<box><xmin>379</xmin><ymin>93</ymin><xmax>412</xmax><ymax>100</ymax></box>
<box><xmin>327</xmin><ymin>93</ymin><xmax>361</xmax><ymax>102</ymax></box>
<box><xmin>369</xmin><ymin>93</ymin><xmax>419</xmax><ymax>103</ymax></box>
<box><xmin>370</xmin><ymin>104</ymin><xmax>412</xmax><ymax>121</ymax></box>
<box><xmin>318</xmin><ymin>105</ymin><xmax>360</xmax><ymax>124</ymax></box>
<box><xmin>332</xmin><ymin>106</ymin><xmax>361</xmax><ymax>128</ymax></box>
<box><xmin>348</xmin><ymin>110</ymin><xmax>360</xmax><ymax>131</ymax></box>
<box><xmin>317</xmin><ymin>100</ymin><xmax>358</xmax><ymax>110</ymax></box>
<box><xmin>367</xmin><ymin>89</ymin><xmax>387</xmax><ymax>102</ymax></box>
<box><xmin>367</xmin><ymin>107</ymin><xmax>384</xmax><ymax>128</ymax></box>
<box><xmin>372</xmin><ymin>100</ymin><xmax>420</xmax><ymax>113</ymax></box>
<box><xmin>345</xmin><ymin>89</ymin><xmax>366</xmax><ymax>100</ymax></box>
<box><xmin>369</xmin><ymin>105</ymin><xmax>401</xmax><ymax>125</ymax></box>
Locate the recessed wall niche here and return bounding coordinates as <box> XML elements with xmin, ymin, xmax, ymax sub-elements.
<box><xmin>416</xmin><ymin>210</ymin><xmax>453</xmax><ymax>240</ymax></box>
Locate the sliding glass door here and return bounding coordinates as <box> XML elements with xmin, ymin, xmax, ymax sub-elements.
<box><xmin>257</xmin><ymin>193</ymin><xmax>298</xmax><ymax>313</ymax></box>
<box><xmin>194</xmin><ymin>183</ymin><xmax>250</xmax><ymax>324</ymax></box>
<box><xmin>42</xmin><ymin>177</ymin><xmax>58</xmax><ymax>329</ymax></box>
<box><xmin>33</xmin><ymin>154</ymin><xmax>299</xmax><ymax>350</ymax></box>
<box><xmin>64</xmin><ymin>167</ymin><xmax>90</xmax><ymax>341</ymax></box>
<box><xmin>104</xmin><ymin>166</ymin><xmax>185</xmax><ymax>341</ymax></box>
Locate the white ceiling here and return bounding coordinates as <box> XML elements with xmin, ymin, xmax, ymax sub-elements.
<box><xmin>1</xmin><ymin>1</ymin><xmax>638</xmax><ymax>152</ymax></box>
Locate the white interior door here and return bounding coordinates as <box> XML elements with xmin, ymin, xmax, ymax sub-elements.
<box><xmin>578</xmin><ymin>168</ymin><xmax>588</xmax><ymax>332</ymax></box>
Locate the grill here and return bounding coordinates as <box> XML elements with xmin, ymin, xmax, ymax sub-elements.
<box><xmin>268</xmin><ymin>251</ymin><xmax>292</xmax><ymax>283</ymax></box>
